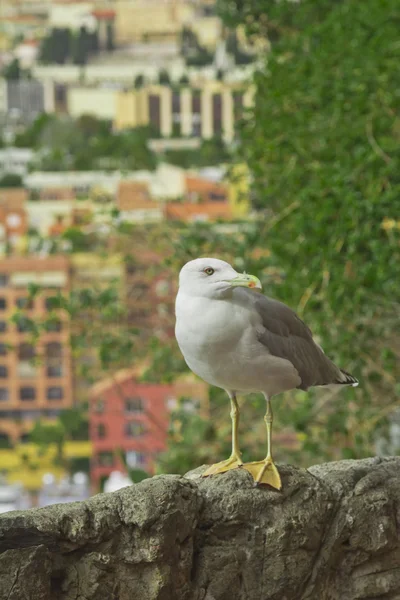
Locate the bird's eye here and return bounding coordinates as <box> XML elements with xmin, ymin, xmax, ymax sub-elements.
<box><xmin>204</xmin><ymin>267</ymin><xmax>215</xmax><ymax>276</ymax></box>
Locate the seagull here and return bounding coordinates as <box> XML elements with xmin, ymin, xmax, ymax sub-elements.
<box><xmin>175</xmin><ymin>258</ymin><xmax>358</xmax><ymax>489</ymax></box>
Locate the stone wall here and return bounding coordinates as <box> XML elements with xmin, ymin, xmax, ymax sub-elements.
<box><xmin>1</xmin><ymin>457</ymin><xmax>400</xmax><ymax>600</ymax></box>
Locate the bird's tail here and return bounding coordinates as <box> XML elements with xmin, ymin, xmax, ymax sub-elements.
<box><xmin>334</xmin><ymin>368</ymin><xmax>359</xmax><ymax>387</ymax></box>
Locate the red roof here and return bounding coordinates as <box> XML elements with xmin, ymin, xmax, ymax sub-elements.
<box><xmin>165</xmin><ymin>201</ymin><xmax>232</xmax><ymax>222</ymax></box>
<box><xmin>92</xmin><ymin>9</ymin><xmax>115</xmax><ymax>20</ymax></box>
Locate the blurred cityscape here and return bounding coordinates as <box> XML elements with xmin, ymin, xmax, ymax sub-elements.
<box><xmin>0</xmin><ymin>0</ymin><xmax>398</xmax><ymax>513</ymax></box>
<box><xmin>0</xmin><ymin>0</ymin><xmax>260</xmax><ymax>511</ymax></box>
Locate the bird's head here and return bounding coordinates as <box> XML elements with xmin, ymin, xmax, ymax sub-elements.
<box><xmin>178</xmin><ymin>258</ymin><xmax>262</xmax><ymax>298</ymax></box>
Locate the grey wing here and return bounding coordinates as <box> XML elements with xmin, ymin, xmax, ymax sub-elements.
<box><xmin>242</xmin><ymin>289</ymin><xmax>342</xmax><ymax>390</ymax></box>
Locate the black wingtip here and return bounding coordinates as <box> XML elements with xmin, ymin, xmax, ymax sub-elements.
<box><xmin>337</xmin><ymin>369</ymin><xmax>359</xmax><ymax>387</ymax></box>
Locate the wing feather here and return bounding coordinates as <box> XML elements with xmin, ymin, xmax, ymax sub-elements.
<box><xmin>237</xmin><ymin>289</ymin><xmax>342</xmax><ymax>390</ymax></box>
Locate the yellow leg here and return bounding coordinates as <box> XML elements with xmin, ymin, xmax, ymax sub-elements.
<box><xmin>243</xmin><ymin>396</ymin><xmax>282</xmax><ymax>490</ymax></box>
<box><xmin>202</xmin><ymin>392</ymin><xmax>243</xmax><ymax>477</ymax></box>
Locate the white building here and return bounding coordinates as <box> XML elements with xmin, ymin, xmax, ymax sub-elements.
<box><xmin>31</xmin><ymin>62</ymin><xmax>253</xmax><ymax>86</ymax></box>
<box><xmin>25</xmin><ymin>170</ymin><xmax>123</xmax><ymax>195</ymax></box>
<box><xmin>25</xmin><ymin>163</ymin><xmax>186</xmax><ymax>199</ymax></box>
<box><xmin>0</xmin><ymin>147</ymin><xmax>34</xmax><ymax>177</ymax></box>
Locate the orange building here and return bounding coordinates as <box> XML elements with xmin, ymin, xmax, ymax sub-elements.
<box><xmin>165</xmin><ymin>201</ymin><xmax>233</xmax><ymax>222</ymax></box>
<box><xmin>117</xmin><ymin>181</ymin><xmax>152</xmax><ymax>210</ymax></box>
<box><xmin>164</xmin><ymin>175</ymin><xmax>232</xmax><ymax>222</ymax></box>
<box><xmin>0</xmin><ymin>256</ymin><xmax>73</xmax><ymax>445</ymax></box>
<box><xmin>185</xmin><ymin>176</ymin><xmax>229</xmax><ymax>203</ymax></box>
<box><xmin>124</xmin><ymin>245</ymin><xmax>175</xmax><ymax>341</ymax></box>
<box><xmin>117</xmin><ymin>180</ymin><xmax>163</xmax><ymax>222</ymax></box>
<box><xmin>39</xmin><ymin>187</ymin><xmax>75</xmax><ymax>201</ymax></box>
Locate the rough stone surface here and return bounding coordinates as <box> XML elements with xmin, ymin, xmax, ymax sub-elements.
<box><xmin>1</xmin><ymin>458</ymin><xmax>400</xmax><ymax>600</ymax></box>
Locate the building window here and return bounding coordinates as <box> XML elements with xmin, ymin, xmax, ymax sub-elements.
<box><xmin>47</xmin><ymin>364</ymin><xmax>63</xmax><ymax>377</ymax></box>
<box><xmin>0</xmin><ymin>275</ymin><xmax>8</xmax><ymax>287</ymax></box>
<box><xmin>0</xmin><ymin>344</ymin><xmax>7</xmax><ymax>356</ymax></box>
<box><xmin>212</xmin><ymin>93</ymin><xmax>222</xmax><ymax>135</ymax></box>
<box><xmin>98</xmin><ymin>451</ymin><xmax>114</xmax><ymax>467</ymax></box>
<box><xmin>20</xmin><ymin>387</ymin><xmax>36</xmax><ymax>401</ymax></box>
<box><xmin>97</xmin><ymin>423</ymin><xmax>106</xmax><ymax>439</ymax></box>
<box><xmin>0</xmin><ymin>388</ymin><xmax>9</xmax><ymax>401</ymax></box>
<box><xmin>0</xmin><ymin>321</ymin><xmax>6</xmax><ymax>333</ymax></box>
<box><xmin>209</xmin><ymin>191</ymin><xmax>227</xmax><ymax>202</ymax></box>
<box><xmin>0</xmin><ymin>432</ymin><xmax>11</xmax><ymax>447</ymax></box>
<box><xmin>125</xmin><ymin>397</ymin><xmax>144</xmax><ymax>414</ymax></box>
<box><xmin>191</xmin><ymin>91</ymin><xmax>202</xmax><ymax>137</ymax></box>
<box><xmin>126</xmin><ymin>450</ymin><xmax>146</xmax><ymax>468</ymax></box>
<box><xmin>17</xmin><ymin>316</ymin><xmax>32</xmax><ymax>333</ymax></box>
<box><xmin>172</xmin><ymin>91</ymin><xmax>181</xmax><ymax>136</ymax></box>
<box><xmin>47</xmin><ymin>387</ymin><xmax>63</xmax><ymax>400</ymax></box>
<box><xmin>18</xmin><ymin>343</ymin><xmax>37</xmax><ymax>378</ymax></box>
<box><xmin>0</xmin><ymin>298</ymin><xmax>7</xmax><ymax>310</ymax></box>
<box><xmin>16</xmin><ymin>297</ymin><xmax>33</xmax><ymax>310</ymax></box>
<box><xmin>94</xmin><ymin>398</ymin><xmax>105</xmax><ymax>413</ymax></box>
<box><xmin>148</xmin><ymin>94</ymin><xmax>161</xmax><ymax>132</ymax></box>
<box><xmin>233</xmin><ymin>91</ymin><xmax>244</xmax><ymax>122</ymax></box>
<box><xmin>0</xmin><ymin>366</ymin><xmax>8</xmax><ymax>378</ymax></box>
<box><xmin>45</xmin><ymin>296</ymin><xmax>59</xmax><ymax>311</ymax></box>
<box><xmin>45</xmin><ymin>342</ymin><xmax>63</xmax><ymax>378</ymax></box>
<box><xmin>125</xmin><ymin>421</ymin><xmax>146</xmax><ymax>438</ymax></box>
<box><xmin>45</xmin><ymin>319</ymin><xmax>62</xmax><ymax>333</ymax></box>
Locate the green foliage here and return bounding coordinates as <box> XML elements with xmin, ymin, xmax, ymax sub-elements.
<box><xmin>62</xmin><ymin>227</ymin><xmax>93</xmax><ymax>251</ymax></box>
<box><xmin>39</xmin><ymin>26</ymin><xmax>98</xmax><ymax>65</ymax></box>
<box><xmin>180</xmin><ymin>25</ymin><xmax>214</xmax><ymax>66</ymax></box>
<box><xmin>2</xmin><ymin>58</ymin><xmax>20</xmax><ymax>80</ymax></box>
<box><xmin>24</xmin><ymin>114</ymin><xmax>158</xmax><ymax>171</ymax></box>
<box><xmin>164</xmin><ymin>137</ymin><xmax>231</xmax><ymax>168</ymax></box>
<box><xmin>158</xmin><ymin>69</ymin><xmax>171</xmax><ymax>85</ymax></box>
<box><xmin>157</xmin><ymin>0</ymin><xmax>400</xmax><ymax>468</ymax></box>
<box><xmin>0</xmin><ymin>173</ymin><xmax>23</xmax><ymax>188</ymax></box>
<box><xmin>157</xmin><ymin>410</ymin><xmax>224</xmax><ymax>475</ymax></box>
<box><xmin>128</xmin><ymin>469</ymin><xmax>150</xmax><ymax>483</ymax></box>
<box><xmin>69</xmin><ymin>456</ymin><xmax>90</xmax><ymax>474</ymax></box>
<box><xmin>14</xmin><ymin>113</ymin><xmax>54</xmax><ymax>148</ymax></box>
<box><xmin>134</xmin><ymin>74</ymin><xmax>145</xmax><ymax>89</ymax></box>
<box><xmin>29</xmin><ymin>421</ymin><xmax>65</xmax><ymax>464</ymax></box>
<box><xmin>59</xmin><ymin>408</ymin><xmax>88</xmax><ymax>441</ymax></box>
<box><xmin>179</xmin><ymin>74</ymin><xmax>190</xmax><ymax>86</ymax></box>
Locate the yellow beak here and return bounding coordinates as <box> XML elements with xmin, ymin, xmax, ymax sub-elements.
<box><xmin>229</xmin><ymin>273</ymin><xmax>262</xmax><ymax>290</ymax></box>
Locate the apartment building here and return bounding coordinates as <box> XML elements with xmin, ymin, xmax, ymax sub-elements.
<box><xmin>89</xmin><ymin>369</ymin><xmax>209</xmax><ymax>488</ymax></box>
<box><xmin>0</xmin><ymin>147</ymin><xmax>34</xmax><ymax>178</ymax></box>
<box><xmin>0</xmin><ymin>255</ymin><xmax>72</xmax><ymax>445</ymax></box>
<box><xmin>116</xmin><ymin>180</ymin><xmax>163</xmax><ymax>222</ymax></box>
<box><xmin>114</xmin><ymin>0</ymin><xmax>194</xmax><ymax>44</ymax></box>
<box><xmin>1</xmin><ymin>78</ymin><xmax>54</xmax><ymax>123</ymax></box>
<box><xmin>117</xmin><ymin>81</ymin><xmax>254</xmax><ymax>142</ymax></box>
<box><xmin>67</xmin><ymin>81</ymin><xmax>254</xmax><ymax>142</ymax></box>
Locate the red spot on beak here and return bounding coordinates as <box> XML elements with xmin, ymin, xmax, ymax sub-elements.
<box><xmin>248</xmin><ymin>281</ymin><xmax>256</xmax><ymax>288</ymax></box>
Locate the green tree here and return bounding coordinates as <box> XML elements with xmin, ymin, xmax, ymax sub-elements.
<box><xmin>179</xmin><ymin>74</ymin><xmax>189</xmax><ymax>86</ymax></box>
<box><xmin>14</xmin><ymin>113</ymin><xmax>53</xmax><ymax>148</ymax></box>
<box><xmin>2</xmin><ymin>58</ymin><xmax>20</xmax><ymax>80</ymax></box>
<box><xmin>158</xmin><ymin>0</ymin><xmax>400</xmax><ymax>468</ymax></box>
<box><xmin>29</xmin><ymin>421</ymin><xmax>65</xmax><ymax>464</ymax></box>
<box><xmin>158</xmin><ymin>69</ymin><xmax>171</xmax><ymax>85</ymax></box>
<box><xmin>72</xmin><ymin>26</ymin><xmax>90</xmax><ymax>65</ymax></box>
<box><xmin>0</xmin><ymin>173</ymin><xmax>23</xmax><ymax>187</ymax></box>
<box><xmin>134</xmin><ymin>74</ymin><xmax>145</xmax><ymax>89</ymax></box>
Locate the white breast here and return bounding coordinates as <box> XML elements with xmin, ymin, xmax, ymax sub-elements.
<box><xmin>175</xmin><ymin>290</ymin><xmax>301</xmax><ymax>396</ymax></box>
